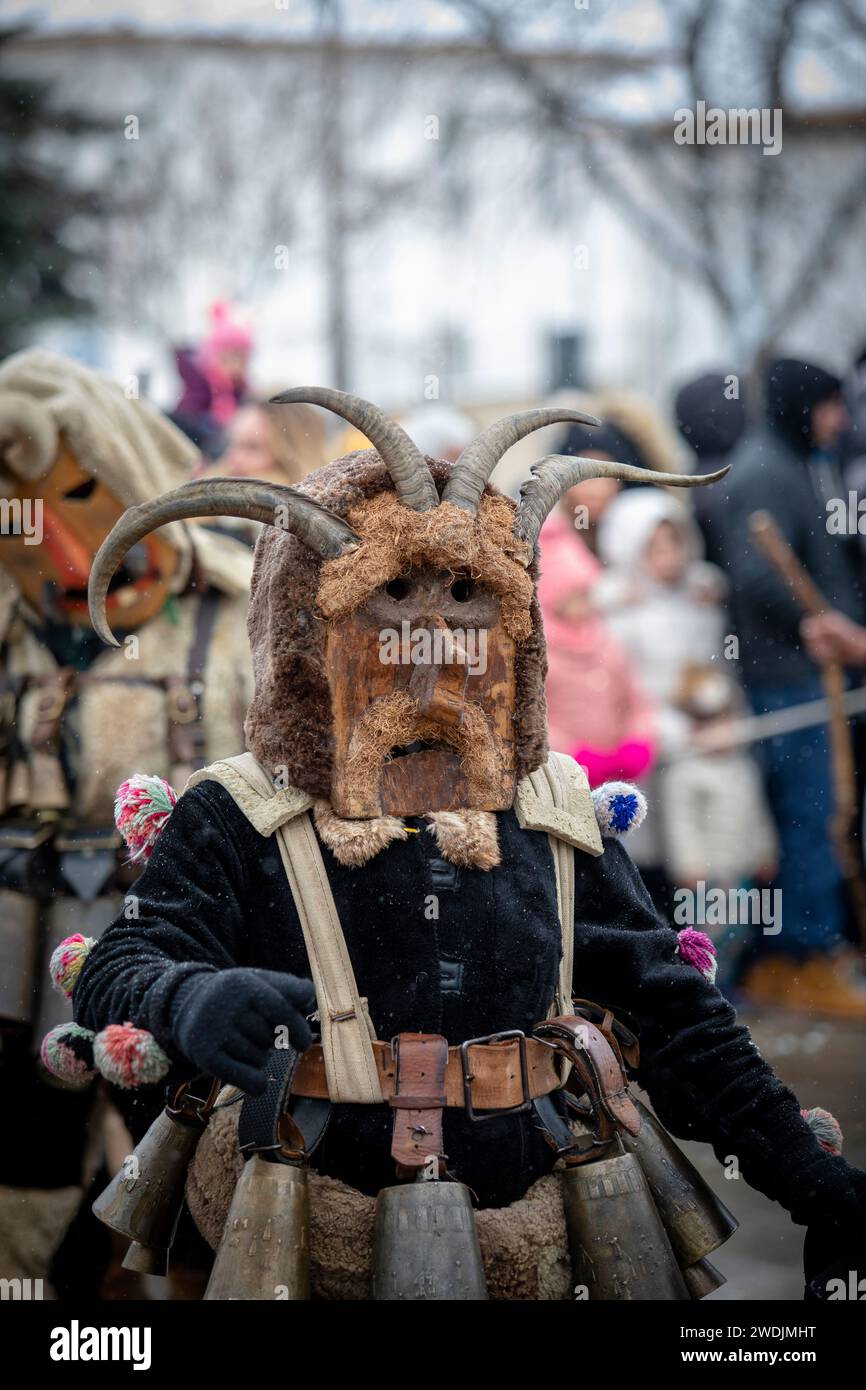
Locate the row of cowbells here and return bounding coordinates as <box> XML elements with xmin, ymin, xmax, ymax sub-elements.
<box><xmin>92</xmin><ymin>1091</ymin><xmax>737</xmax><ymax>1300</ymax></box>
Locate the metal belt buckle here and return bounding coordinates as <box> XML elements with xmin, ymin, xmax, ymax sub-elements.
<box><xmin>166</xmin><ymin>683</ymin><xmax>200</xmax><ymax>724</ymax></box>
<box><xmin>460</xmin><ymin>1028</ymin><xmax>530</xmax><ymax>1122</ymax></box>
<box><xmin>36</xmin><ymin>687</ymin><xmax>68</xmax><ymax>722</ymax></box>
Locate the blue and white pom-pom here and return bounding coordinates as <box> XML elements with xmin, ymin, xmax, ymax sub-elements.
<box><xmin>591</xmin><ymin>782</ymin><xmax>647</xmax><ymax>837</ymax></box>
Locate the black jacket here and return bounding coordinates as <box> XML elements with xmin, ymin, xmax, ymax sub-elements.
<box><xmin>75</xmin><ymin>780</ymin><xmax>865</xmax><ymax>1232</ymax></box>
<box><xmin>719</xmin><ymin>426</ymin><xmax>862</xmax><ymax>686</ymax></box>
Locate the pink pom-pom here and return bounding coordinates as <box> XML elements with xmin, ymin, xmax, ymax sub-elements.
<box><xmin>115</xmin><ymin>774</ymin><xmax>178</xmax><ymax>863</ymax></box>
<box><xmin>801</xmin><ymin>1106</ymin><xmax>843</xmax><ymax>1156</ymax></box>
<box><xmin>49</xmin><ymin>933</ymin><xmax>96</xmax><ymax>997</ymax></box>
<box><xmin>93</xmin><ymin>1022</ymin><xmax>171</xmax><ymax>1089</ymax></box>
<box><xmin>676</xmin><ymin>927</ymin><xmax>718</xmax><ymax>984</ymax></box>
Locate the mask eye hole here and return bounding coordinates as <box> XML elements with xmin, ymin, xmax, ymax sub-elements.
<box><xmin>385</xmin><ymin>577</ymin><xmax>411</xmax><ymax>600</ymax></box>
<box><xmin>63</xmin><ymin>478</ymin><xmax>97</xmax><ymax>501</ymax></box>
<box><xmin>450</xmin><ymin>576</ymin><xmax>474</xmax><ymax>603</ymax></box>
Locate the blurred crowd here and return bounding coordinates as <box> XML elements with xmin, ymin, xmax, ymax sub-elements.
<box><xmin>535</xmin><ymin>352</ymin><xmax>866</xmax><ymax>1019</ymax></box>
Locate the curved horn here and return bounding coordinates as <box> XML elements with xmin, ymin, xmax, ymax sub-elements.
<box><xmin>0</xmin><ymin>392</ymin><xmax>58</xmax><ymax>479</ymax></box>
<box><xmin>270</xmin><ymin>386</ymin><xmax>439</xmax><ymax>512</ymax></box>
<box><xmin>442</xmin><ymin>408</ymin><xmax>602</xmax><ymax>515</ymax></box>
<box><xmin>88</xmin><ymin>477</ymin><xmax>361</xmax><ymax>647</ymax></box>
<box><xmin>515</xmin><ymin>456</ymin><xmax>731</xmax><ymax>554</ymax></box>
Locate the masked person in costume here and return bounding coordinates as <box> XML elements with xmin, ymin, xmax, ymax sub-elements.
<box><xmin>70</xmin><ymin>391</ymin><xmax>865</xmax><ymax>1300</ymax></box>
<box><xmin>0</xmin><ymin>350</ymin><xmax>254</xmax><ymax>1296</ymax></box>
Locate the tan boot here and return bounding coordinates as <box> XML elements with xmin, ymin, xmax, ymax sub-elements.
<box><xmin>788</xmin><ymin>953</ymin><xmax>866</xmax><ymax>1021</ymax></box>
<box><xmin>740</xmin><ymin>955</ymin><xmax>798</xmax><ymax>1008</ymax></box>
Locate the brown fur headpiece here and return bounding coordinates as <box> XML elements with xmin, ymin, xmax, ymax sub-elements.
<box><xmin>244</xmin><ymin>453</ymin><xmax>549</xmax><ymax>798</ymax></box>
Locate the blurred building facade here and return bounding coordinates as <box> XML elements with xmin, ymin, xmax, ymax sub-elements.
<box><xmin>5</xmin><ymin>1</ymin><xmax>866</xmax><ymax>414</ymax></box>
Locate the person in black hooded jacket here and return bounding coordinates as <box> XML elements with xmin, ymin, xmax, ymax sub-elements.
<box><xmin>674</xmin><ymin>369</ymin><xmax>747</xmax><ymax>567</ymax></box>
<box><xmin>719</xmin><ymin>358</ymin><xmax>866</xmax><ymax>1016</ymax></box>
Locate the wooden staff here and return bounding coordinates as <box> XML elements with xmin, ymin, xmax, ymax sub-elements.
<box><xmin>661</xmin><ymin>684</ymin><xmax>866</xmax><ymax>760</ymax></box>
<box><xmin>749</xmin><ymin>509</ymin><xmax>866</xmax><ymax>943</ymax></box>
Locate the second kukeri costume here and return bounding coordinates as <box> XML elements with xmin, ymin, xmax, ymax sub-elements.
<box><xmin>0</xmin><ymin>350</ymin><xmax>253</xmax><ymax>1292</ymax></box>
<box><xmin>66</xmin><ymin>390</ymin><xmax>865</xmax><ymax>1299</ymax></box>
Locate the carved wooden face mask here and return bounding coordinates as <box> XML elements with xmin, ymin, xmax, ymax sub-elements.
<box><xmin>87</xmin><ymin>388</ymin><xmax>728</xmax><ymax>815</ymax></box>
<box><xmin>0</xmin><ymin>407</ymin><xmax>178</xmax><ymax>629</ymax></box>
<box><xmin>325</xmin><ymin>565</ymin><xmax>517</xmax><ymax>816</ymax></box>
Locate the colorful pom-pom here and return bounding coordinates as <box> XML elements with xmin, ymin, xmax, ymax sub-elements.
<box><xmin>801</xmin><ymin>1106</ymin><xmax>843</xmax><ymax>1156</ymax></box>
<box><xmin>676</xmin><ymin>927</ymin><xmax>718</xmax><ymax>984</ymax></box>
<box><xmin>49</xmin><ymin>933</ymin><xmax>96</xmax><ymax>997</ymax></box>
<box><xmin>591</xmin><ymin>781</ymin><xmax>647</xmax><ymax>837</ymax></box>
<box><xmin>115</xmin><ymin>774</ymin><xmax>178</xmax><ymax>863</ymax></box>
<box><xmin>40</xmin><ymin>1023</ymin><xmax>97</xmax><ymax>1089</ymax></box>
<box><xmin>93</xmin><ymin>1022</ymin><xmax>171</xmax><ymax>1089</ymax></box>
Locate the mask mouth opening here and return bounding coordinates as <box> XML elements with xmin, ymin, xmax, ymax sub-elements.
<box><xmin>387</xmin><ymin>738</ymin><xmax>452</xmax><ymax>760</ymax></box>
<box><xmin>62</xmin><ymin>543</ymin><xmax>164</xmax><ymax>606</ymax></box>
<box><xmin>63</xmin><ymin>562</ymin><xmax>139</xmax><ymax>602</ymax></box>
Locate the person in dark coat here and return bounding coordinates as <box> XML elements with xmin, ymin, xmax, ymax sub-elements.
<box><xmin>67</xmin><ymin>392</ymin><xmax>866</xmax><ymax>1298</ymax></box>
<box><xmin>674</xmin><ymin>370</ymin><xmax>747</xmax><ymax>567</ymax></box>
<box><xmin>719</xmin><ymin>357</ymin><xmax>866</xmax><ymax>1015</ymax></box>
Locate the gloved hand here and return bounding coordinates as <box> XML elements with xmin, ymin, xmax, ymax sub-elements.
<box><xmin>173</xmin><ymin>967</ymin><xmax>317</xmax><ymax>1095</ymax></box>
<box><xmin>800</xmin><ymin>1162</ymin><xmax>866</xmax><ymax>1298</ymax></box>
<box><xmin>804</xmin><ymin>1223</ymin><xmax>866</xmax><ymax>1299</ymax></box>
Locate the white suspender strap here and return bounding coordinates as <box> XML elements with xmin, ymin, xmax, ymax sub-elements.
<box><xmin>275</xmin><ymin>815</ymin><xmax>383</xmax><ymax>1104</ymax></box>
<box><xmin>186</xmin><ymin>752</ymin><xmax>382</xmax><ymax>1104</ymax></box>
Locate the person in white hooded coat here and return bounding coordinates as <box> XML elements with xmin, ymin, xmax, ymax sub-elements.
<box><xmin>593</xmin><ymin>488</ymin><xmax>778</xmax><ymax>983</ymax></box>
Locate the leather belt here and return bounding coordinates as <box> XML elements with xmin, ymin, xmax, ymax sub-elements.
<box><xmin>291</xmin><ymin>1032</ymin><xmax>563</xmax><ymax>1111</ymax></box>
<box><xmin>389</xmin><ymin>1032</ymin><xmax>448</xmax><ymax>1178</ymax></box>
<box><xmin>535</xmin><ymin>1016</ymin><xmax>641</xmax><ymax>1138</ymax></box>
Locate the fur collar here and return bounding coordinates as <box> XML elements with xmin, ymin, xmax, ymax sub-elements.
<box><xmin>313</xmin><ymin>800</ymin><xmax>500</xmax><ymax>870</ymax></box>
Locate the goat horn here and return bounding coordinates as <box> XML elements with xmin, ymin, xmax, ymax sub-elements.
<box><xmin>442</xmin><ymin>408</ymin><xmax>602</xmax><ymax>515</ymax></box>
<box><xmin>270</xmin><ymin>386</ymin><xmax>438</xmax><ymax>512</ymax></box>
<box><xmin>88</xmin><ymin>477</ymin><xmax>360</xmax><ymax>647</ymax></box>
<box><xmin>515</xmin><ymin>456</ymin><xmax>730</xmax><ymax>555</ymax></box>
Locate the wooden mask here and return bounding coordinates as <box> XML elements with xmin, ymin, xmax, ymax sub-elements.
<box><xmin>324</xmin><ymin>565</ymin><xmax>516</xmax><ymax>817</ymax></box>
<box><xmin>0</xmin><ymin>442</ymin><xmax>178</xmax><ymax>629</ymax></box>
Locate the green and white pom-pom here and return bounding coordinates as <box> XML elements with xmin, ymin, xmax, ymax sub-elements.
<box><xmin>94</xmin><ymin>1022</ymin><xmax>171</xmax><ymax>1089</ymax></box>
<box><xmin>114</xmin><ymin>773</ymin><xmax>178</xmax><ymax>863</ymax></box>
<box><xmin>49</xmin><ymin>934</ymin><xmax>97</xmax><ymax>998</ymax></box>
<box><xmin>40</xmin><ymin>1023</ymin><xmax>97</xmax><ymax>1089</ymax></box>
<box><xmin>800</xmin><ymin>1106</ymin><xmax>843</xmax><ymax>1156</ymax></box>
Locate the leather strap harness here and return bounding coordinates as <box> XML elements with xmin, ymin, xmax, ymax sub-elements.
<box><xmin>238</xmin><ymin>1045</ymin><xmax>331</xmax><ymax>1165</ymax></box>
<box><xmin>287</xmin><ymin>1016</ymin><xmax>641</xmax><ymax>1174</ymax></box>
<box><xmin>185</xmin><ymin>752</ymin><xmax>643</xmax><ymax>1175</ymax></box>
<box><xmin>292</xmin><ymin>1032</ymin><xmax>559</xmax><ymax>1111</ymax></box>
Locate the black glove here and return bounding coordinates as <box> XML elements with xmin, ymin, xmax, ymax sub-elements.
<box><xmin>173</xmin><ymin>967</ymin><xmax>317</xmax><ymax>1095</ymax></box>
<box><xmin>804</xmin><ymin>1225</ymin><xmax>866</xmax><ymax>1299</ymax></box>
<box><xmin>801</xmin><ymin>1162</ymin><xmax>866</xmax><ymax>1298</ymax></box>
